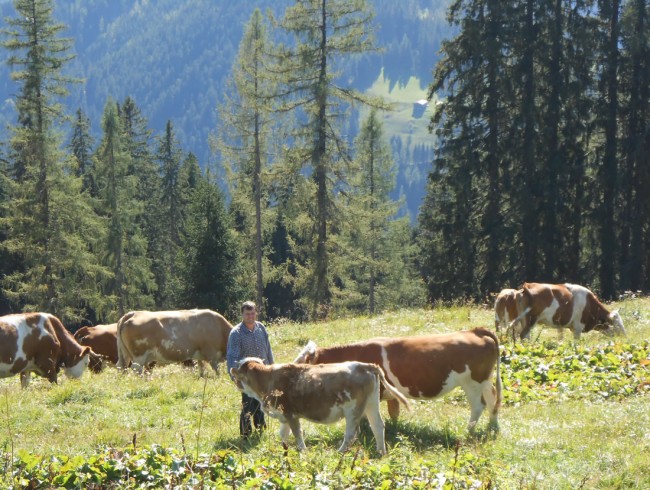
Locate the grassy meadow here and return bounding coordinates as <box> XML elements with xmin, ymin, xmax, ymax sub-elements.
<box><xmin>1</xmin><ymin>297</ymin><xmax>649</xmax><ymax>488</ymax></box>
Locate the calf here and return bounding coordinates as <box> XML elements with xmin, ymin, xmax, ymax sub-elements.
<box><xmin>515</xmin><ymin>283</ymin><xmax>626</xmax><ymax>340</ymax></box>
<box><xmin>230</xmin><ymin>358</ymin><xmax>409</xmax><ymax>455</ymax></box>
<box><xmin>294</xmin><ymin>328</ymin><xmax>502</xmax><ymax>430</ymax></box>
<box><xmin>0</xmin><ymin>313</ymin><xmax>91</xmax><ymax>388</ymax></box>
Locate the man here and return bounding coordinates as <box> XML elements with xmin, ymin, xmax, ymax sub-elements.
<box><xmin>226</xmin><ymin>301</ymin><xmax>274</xmax><ymax>439</ymax></box>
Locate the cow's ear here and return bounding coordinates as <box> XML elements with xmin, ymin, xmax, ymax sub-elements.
<box><xmin>81</xmin><ymin>346</ymin><xmax>91</xmax><ymax>357</ymax></box>
<box><xmin>229</xmin><ymin>368</ymin><xmax>237</xmax><ymax>378</ymax></box>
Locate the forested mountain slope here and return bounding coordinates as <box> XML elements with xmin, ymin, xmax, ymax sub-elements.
<box><xmin>0</xmin><ymin>0</ymin><xmax>451</xmax><ymax>217</ymax></box>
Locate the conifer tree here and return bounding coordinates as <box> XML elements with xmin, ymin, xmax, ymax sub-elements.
<box><xmin>1</xmin><ymin>0</ymin><xmax>107</xmax><ymax>322</ymax></box>
<box><xmin>179</xmin><ymin>171</ymin><xmax>242</xmax><ymax>317</ymax></box>
<box><xmin>155</xmin><ymin>120</ymin><xmax>184</xmax><ymax>307</ymax></box>
<box><xmin>275</xmin><ymin>0</ymin><xmax>387</xmax><ymax>317</ymax></box>
<box><xmin>218</xmin><ymin>8</ymin><xmax>275</xmax><ymax>314</ymax></box>
<box><xmin>69</xmin><ymin>108</ymin><xmax>96</xmax><ymax>195</ymax></box>
<box><xmin>94</xmin><ymin>100</ymin><xmax>155</xmax><ymax>318</ymax></box>
<box><xmin>339</xmin><ymin>109</ymin><xmax>420</xmax><ymax>314</ymax></box>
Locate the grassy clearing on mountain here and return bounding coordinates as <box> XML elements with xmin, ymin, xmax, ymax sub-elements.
<box><xmin>1</xmin><ymin>298</ymin><xmax>649</xmax><ymax>488</ymax></box>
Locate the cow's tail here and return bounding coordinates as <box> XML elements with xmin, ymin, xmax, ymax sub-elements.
<box><xmin>369</xmin><ymin>364</ymin><xmax>411</xmax><ymax>412</ymax></box>
<box><xmin>485</xmin><ymin>329</ymin><xmax>503</xmax><ymax>414</ymax></box>
<box><xmin>116</xmin><ymin>312</ymin><xmax>136</xmax><ymax>370</ymax></box>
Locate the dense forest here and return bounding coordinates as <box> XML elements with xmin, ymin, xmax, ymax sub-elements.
<box><xmin>0</xmin><ymin>0</ymin><xmax>648</xmax><ymax>328</ymax></box>
<box><xmin>418</xmin><ymin>0</ymin><xmax>650</xmax><ymax>302</ymax></box>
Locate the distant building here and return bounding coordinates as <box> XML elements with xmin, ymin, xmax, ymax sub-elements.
<box><xmin>412</xmin><ymin>99</ymin><xmax>428</xmax><ymax>118</ymax></box>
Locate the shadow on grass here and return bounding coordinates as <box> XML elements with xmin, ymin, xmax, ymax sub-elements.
<box><xmin>211</xmin><ymin>430</ymin><xmax>267</xmax><ymax>453</ymax></box>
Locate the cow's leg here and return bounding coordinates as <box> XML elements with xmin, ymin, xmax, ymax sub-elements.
<box><xmin>20</xmin><ymin>371</ymin><xmax>31</xmax><ymax>388</ymax></box>
<box><xmin>365</xmin><ymin>401</ymin><xmax>387</xmax><ymax>455</ymax></box>
<box><xmin>279</xmin><ymin>422</ymin><xmax>292</xmax><ymax>447</ymax></box>
<box><xmin>462</xmin><ymin>380</ymin><xmax>486</xmax><ymax>431</ymax></box>
<box><xmin>481</xmin><ymin>381</ymin><xmax>499</xmax><ymax>429</ymax></box>
<box><xmin>286</xmin><ymin>417</ymin><xmax>306</xmax><ymax>451</ymax></box>
<box><xmin>386</xmin><ymin>399</ymin><xmax>400</xmax><ymax>420</ymax></box>
<box><xmin>339</xmin><ymin>409</ymin><xmax>363</xmax><ymax>453</ymax></box>
<box><xmin>209</xmin><ymin>360</ymin><xmax>221</xmax><ymax>376</ymax></box>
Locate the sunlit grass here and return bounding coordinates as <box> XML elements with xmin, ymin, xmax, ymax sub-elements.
<box><xmin>1</xmin><ymin>297</ymin><xmax>648</xmax><ymax>488</ymax></box>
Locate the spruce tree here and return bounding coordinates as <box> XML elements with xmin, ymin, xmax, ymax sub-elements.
<box><xmin>179</xmin><ymin>171</ymin><xmax>242</xmax><ymax>317</ymax></box>
<box><xmin>94</xmin><ymin>100</ymin><xmax>155</xmax><ymax>318</ymax></box>
<box><xmin>69</xmin><ymin>108</ymin><xmax>96</xmax><ymax>195</ymax></box>
<box><xmin>155</xmin><ymin>120</ymin><xmax>184</xmax><ymax>307</ymax></box>
<box><xmin>1</xmin><ymin>0</ymin><xmax>107</xmax><ymax>323</ymax></box>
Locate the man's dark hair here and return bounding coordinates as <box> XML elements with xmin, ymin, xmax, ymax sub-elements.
<box><xmin>241</xmin><ymin>301</ymin><xmax>257</xmax><ymax>313</ymax></box>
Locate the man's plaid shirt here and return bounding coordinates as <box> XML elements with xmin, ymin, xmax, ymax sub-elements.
<box><xmin>226</xmin><ymin>321</ymin><xmax>274</xmax><ymax>376</ymax></box>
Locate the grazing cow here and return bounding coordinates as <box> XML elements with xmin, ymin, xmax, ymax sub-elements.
<box><xmin>294</xmin><ymin>328</ymin><xmax>502</xmax><ymax>429</ymax></box>
<box><xmin>74</xmin><ymin>323</ymin><xmax>118</xmax><ymax>372</ymax></box>
<box><xmin>494</xmin><ymin>288</ymin><xmax>526</xmax><ymax>338</ymax></box>
<box><xmin>513</xmin><ymin>282</ymin><xmax>626</xmax><ymax>340</ymax></box>
<box><xmin>0</xmin><ymin>313</ymin><xmax>91</xmax><ymax>388</ymax></box>
<box><xmin>116</xmin><ymin>309</ymin><xmax>232</xmax><ymax>374</ymax></box>
<box><xmin>230</xmin><ymin>357</ymin><xmax>410</xmax><ymax>455</ymax></box>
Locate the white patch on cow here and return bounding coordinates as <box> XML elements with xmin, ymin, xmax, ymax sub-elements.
<box><xmin>0</xmin><ymin>316</ymin><xmax>33</xmax><ymax>377</ymax></box>
<box><xmin>134</xmin><ymin>338</ymin><xmax>150</xmax><ymax>347</ymax></box>
<box><xmin>64</xmin><ymin>353</ymin><xmax>89</xmax><ymax>379</ymax></box>
<box><xmin>293</xmin><ymin>341</ymin><xmax>317</xmax><ymax>363</ymax></box>
<box><xmin>161</xmin><ymin>339</ymin><xmax>176</xmax><ymax>351</ymax></box>
<box><xmin>566</xmin><ymin>284</ymin><xmax>589</xmax><ymax>337</ymax></box>
<box><xmin>441</xmin><ymin>365</ymin><xmax>495</xmax><ymax>429</ymax></box>
<box><xmin>380</xmin><ymin>346</ymin><xmax>411</xmax><ymax>398</ymax></box>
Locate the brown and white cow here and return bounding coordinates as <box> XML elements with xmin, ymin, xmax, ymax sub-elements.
<box><xmin>494</xmin><ymin>288</ymin><xmax>526</xmax><ymax>339</ymax></box>
<box><xmin>294</xmin><ymin>328</ymin><xmax>502</xmax><ymax>430</ymax></box>
<box><xmin>0</xmin><ymin>313</ymin><xmax>91</xmax><ymax>388</ymax></box>
<box><xmin>74</xmin><ymin>323</ymin><xmax>118</xmax><ymax>372</ymax></box>
<box><xmin>230</xmin><ymin>357</ymin><xmax>410</xmax><ymax>455</ymax></box>
<box><xmin>116</xmin><ymin>309</ymin><xmax>232</xmax><ymax>374</ymax></box>
<box><xmin>513</xmin><ymin>282</ymin><xmax>626</xmax><ymax>340</ymax></box>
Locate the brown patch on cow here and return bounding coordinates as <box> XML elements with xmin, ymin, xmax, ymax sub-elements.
<box><xmin>75</xmin><ymin>324</ymin><xmax>118</xmax><ymax>364</ymax></box>
<box><xmin>10</xmin><ymin>358</ymin><xmax>28</xmax><ymax>374</ymax></box>
<box><xmin>0</xmin><ymin>322</ymin><xmax>19</xmax><ymax>365</ymax></box>
<box><xmin>579</xmin><ymin>292</ymin><xmax>611</xmax><ymax>332</ymax></box>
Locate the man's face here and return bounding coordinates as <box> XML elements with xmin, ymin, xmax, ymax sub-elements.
<box><xmin>243</xmin><ymin>307</ymin><xmax>257</xmax><ymax>325</ymax></box>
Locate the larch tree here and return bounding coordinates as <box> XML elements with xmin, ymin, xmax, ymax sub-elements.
<box><xmin>274</xmin><ymin>0</ymin><xmax>387</xmax><ymax>317</ymax></box>
<box><xmin>217</xmin><ymin>8</ymin><xmax>276</xmax><ymax>314</ymax></box>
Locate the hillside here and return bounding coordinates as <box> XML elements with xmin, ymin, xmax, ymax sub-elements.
<box><xmin>0</xmin><ymin>0</ymin><xmax>452</xmax><ymax>218</ymax></box>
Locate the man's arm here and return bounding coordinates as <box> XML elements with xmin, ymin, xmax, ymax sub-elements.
<box><xmin>226</xmin><ymin>329</ymin><xmax>241</xmax><ymax>379</ymax></box>
<box><xmin>264</xmin><ymin>327</ymin><xmax>274</xmax><ymax>365</ymax></box>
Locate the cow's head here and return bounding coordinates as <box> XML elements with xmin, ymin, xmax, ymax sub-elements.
<box><xmin>293</xmin><ymin>340</ymin><xmax>318</xmax><ymax>364</ymax></box>
<box><xmin>230</xmin><ymin>357</ymin><xmax>265</xmax><ymax>395</ymax></box>
<box><xmin>87</xmin><ymin>350</ymin><xmax>104</xmax><ymax>373</ymax></box>
<box><xmin>64</xmin><ymin>346</ymin><xmax>91</xmax><ymax>379</ymax></box>
<box><xmin>608</xmin><ymin>310</ymin><xmax>626</xmax><ymax>336</ymax></box>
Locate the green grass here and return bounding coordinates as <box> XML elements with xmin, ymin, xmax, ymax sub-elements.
<box><xmin>1</xmin><ymin>297</ymin><xmax>649</xmax><ymax>488</ymax></box>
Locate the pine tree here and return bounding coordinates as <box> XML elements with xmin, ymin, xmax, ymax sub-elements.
<box><xmin>218</xmin><ymin>8</ymin><xmax>276</xmax><ymax>314</ymax></box>
<box><xmin>0</xmin><ymin>0</ymin><xmax>107</xmax><ymax>323</ymax></box>
<box><xmin>94</xmin><ymin>100</ymin><xmax>155</xmax><ymax>318</ymax></box>
<box><xmin>275</xmin><ymin>0</ymin><xmax>387</xmax><ymax>317</ymax></box>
